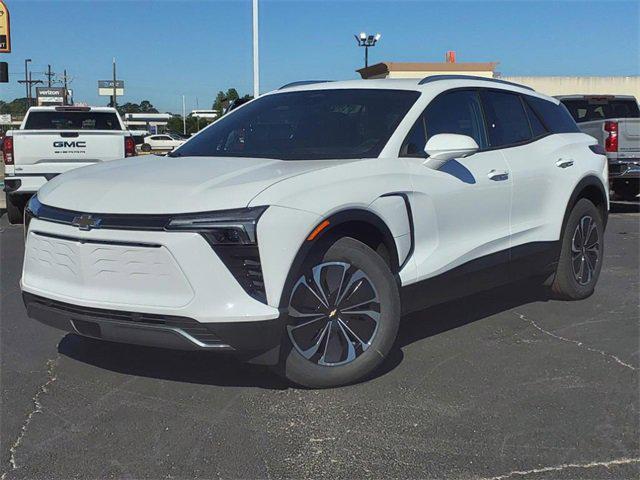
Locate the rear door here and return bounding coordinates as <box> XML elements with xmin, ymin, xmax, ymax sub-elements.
<box><xmin>495</xmin><ymin>92</ymin><xmax>583</xmax><ymax>276</ymax></box>
<box><xmin>402</xmin><ymin>89</ymin><xmax>512</xmax><ymax>297</ymax></box>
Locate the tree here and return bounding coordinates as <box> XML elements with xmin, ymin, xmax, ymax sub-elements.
<box><xmin>0</xmin><ymin>98</ymin><xmax>29</xmax><ymax>117</ymax></box>
<box><xmin>211</xmin><ymin>88</ymin><xmax>251</xmax><ymax>115</ymax></box>
<box><xmin>115</xmin><ymin>100</ymin><xmax>159</xmax><ymax>116</ymax></box>
<box><xmin>139</xmin><ymin>100</ymin><xmax>158</xmax><ymax>113</ymax></box>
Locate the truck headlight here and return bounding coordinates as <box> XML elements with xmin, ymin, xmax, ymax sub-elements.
<box><xmin>165</xmin><ymin>206</ymin><xmax>268</xmax><ymax>245</ymax></box>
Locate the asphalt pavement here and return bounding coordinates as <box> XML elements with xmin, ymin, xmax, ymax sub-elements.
<box><xmin>1</xmin><ymin>204</ymin><xmax>638</xmax><ymax>480</ymax></box>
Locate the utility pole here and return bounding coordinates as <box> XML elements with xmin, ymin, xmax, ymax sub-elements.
<box><xmin>112</xmin><ymin>57</ymin><xmax>117</xmax><ymax>109</ymax></box>
<box><xmin>45</xmin><ymin>64</ymin><xmax>55</xmax><ymax>87</ymax></box>
<box><xmin>24</xmin><ymin>58</ymin><xmax>30</xmax><ymax>103</ymax></box>
<box><xmin>252</xmin><ymin>0</ymin><xmax>259</xmax><ymax>98</ymax></box>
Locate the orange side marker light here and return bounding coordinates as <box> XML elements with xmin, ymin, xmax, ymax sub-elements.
<box><xmin>307</xmin><ymin>220</ymin><xmax>330</xmax><ymax>241</ymax></box>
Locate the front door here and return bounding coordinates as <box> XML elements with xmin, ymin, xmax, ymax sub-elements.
<box><xmin>400</xmin><ymin>89</ymin><xmax>512</xmax><ymax>308</ymax></box>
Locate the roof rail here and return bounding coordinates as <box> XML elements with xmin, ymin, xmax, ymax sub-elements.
<box><xmin>278</xmin><ymin>80</ymin><xmax>333</xmax><ymax>90</ymax></box>
<box><xmin>418</xmin><ymin>75</ymin><xmax>534</xmax><ymax>91</ymax></box>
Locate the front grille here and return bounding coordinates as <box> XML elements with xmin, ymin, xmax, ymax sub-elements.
<box><xmin>24</xmin><ymin>293</ymin><xmax>222</xmax><ymax>345</ymax></box>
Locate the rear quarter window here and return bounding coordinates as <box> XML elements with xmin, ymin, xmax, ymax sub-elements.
<box><xmin>24</xmin><ymin>111</ymin><xmax>122</xmax><ymax>130</ymax></box>
<box><xmin>525</xmin><ymin>97</ymin><xmax>580</xmax><ymax>133</ymax></box>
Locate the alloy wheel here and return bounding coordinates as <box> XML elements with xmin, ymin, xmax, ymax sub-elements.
<box><xmin>287</xmin><ymin>262</ymin><xmax>381</xmax><ymax>366</ymax></box>
<box><xmin>571</xmin><ymin>215</ymin><xmax>600</xmax><ymax>286</ymax></box>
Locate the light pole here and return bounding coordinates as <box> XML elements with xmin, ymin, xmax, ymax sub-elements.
<box><xmin>252</xmin><ymin>0</ymin><xmax>259</xmax><ymax>98</ymax></box>
<box><xmin>354</xmin><ymin>32</ymin><xmax>381</xmax><ymax>68</ymax></box>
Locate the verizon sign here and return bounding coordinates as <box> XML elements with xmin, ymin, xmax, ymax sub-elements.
<box><xmin>36</xmin><ymin>87</ymin><xmax>67</xmax><ymax>106</ymax></box>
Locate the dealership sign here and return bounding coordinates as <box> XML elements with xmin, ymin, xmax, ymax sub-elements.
<box><xmin>36</xmin><ymin>87</ymin><xmax>67</xmax><ymax>106</ymax></box>
<box><xmin>98</xmin><ymin>80</ymin><xmax>124</xmax><ymax>96</ymax></box>
<box><xmin>0</xmin><ymin>1</ymin><xmax>10</xmax><ymax>53</ymax></box>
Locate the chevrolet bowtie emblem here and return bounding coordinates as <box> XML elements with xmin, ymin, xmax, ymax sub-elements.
<box><xmin>72</xmin><ymin>214</ymin><xmax>101</xmax><ymax>231</ymax></box>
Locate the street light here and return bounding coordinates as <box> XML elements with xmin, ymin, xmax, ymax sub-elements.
<box><xmin>354</xmin><ymin>32</ymin><xmax>381</xmax><ymax>68</ymax></box>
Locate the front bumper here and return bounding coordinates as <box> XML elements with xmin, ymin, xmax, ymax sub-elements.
<box><xmin>23</xmin><ymin>292</ymin><xmax>285</xmax><ymax>363</ymax></box>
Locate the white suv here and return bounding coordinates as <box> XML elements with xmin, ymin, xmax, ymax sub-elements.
<box><xmin>21</xmin><ymin>76</ymin><xmax>608</xmax><ymax>388</ymax></box>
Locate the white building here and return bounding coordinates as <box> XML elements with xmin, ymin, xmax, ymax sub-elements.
<box><xmin>357</xmin><ymin>59</ymin><xmax>639</xmax><ymax>100</ymax></box>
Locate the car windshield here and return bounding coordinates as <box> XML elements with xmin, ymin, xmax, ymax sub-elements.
<box><xmin>170</xmin><ymin>89</ymin><xmax>420</xmax><ymax>160</ymax></box>
<box><xmin>560</xmin><ymin>98</ymin><xmax>640</xmax><ymax>123</ymax></box>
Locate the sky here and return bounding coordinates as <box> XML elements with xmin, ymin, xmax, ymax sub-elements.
<box><xmin>1</xmin><ymin>0</ymin><xmax>639</xmax><ymax>113</ymax></box>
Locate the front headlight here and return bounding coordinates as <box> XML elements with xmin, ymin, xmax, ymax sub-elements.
<box><xmin>165</xmin><ymin>206</ymin><xmax>268</xmax><ymax>245</ymax></box>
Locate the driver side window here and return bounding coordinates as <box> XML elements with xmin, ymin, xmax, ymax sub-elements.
<box><xmin>425</xmin><ymin>90</ymin><xmax>488</xmax><ymax>149</ymax></box>
<box><xmin>400</xmin><ymin>89</ymin><xmax>488</xmax><ymax>157</ymax></box>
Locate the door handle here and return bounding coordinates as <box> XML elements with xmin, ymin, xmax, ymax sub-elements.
<box><xmin>488</xmin><ymin>169</ymin><xmax>509</xmax><ymax>181</ymax></box>
<box><xmin>556</xmin><ymin>159</ymin><xmax>574</xmax><ymax>169</ymax></box>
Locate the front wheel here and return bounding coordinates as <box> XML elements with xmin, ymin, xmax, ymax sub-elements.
<box><xmin>141</xmin><ymin>143</ymin><xmax>151</xmax><ymax>152</ymax></box>
<box><xmin>551</xmin><ymin>198</ymin><xmax>604</xmax><ymax>300</ymax></box>
<box><xmin>280</xmin><ymin>237</ymin><xmax>400</xmax><ymax>388</ymax></box>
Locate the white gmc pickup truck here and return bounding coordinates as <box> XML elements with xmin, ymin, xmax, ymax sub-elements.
<box><xmin>2</xmin><ymin>106</ymin><xmax>136</xmax><ymax>223</ymax></box>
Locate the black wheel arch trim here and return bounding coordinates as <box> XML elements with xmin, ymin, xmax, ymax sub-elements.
<box><xmin>277</xmin><ymin>206</ymin><xmax>401</xmax><ymax>309</ymax></box>
<box><xmin>561</xmin><ymin>175</ymin><xmax>609</xmax><ymax>240</ymax></box>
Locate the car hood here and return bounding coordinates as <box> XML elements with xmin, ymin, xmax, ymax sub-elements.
<box><xmin>37</xmin><ymin>155</ymin><xmax>341</xmax><ymax>214</ymax></box>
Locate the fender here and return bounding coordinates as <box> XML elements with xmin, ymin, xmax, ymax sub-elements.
<box><xmin>561</xmin><ymin>175</ymin><xmax>608</xmax><ymax>241</ymax></box>
<box><xmin>277</xmin><ymin>208</ymin><xmax>399</xmax><ymax>308</ymax></box>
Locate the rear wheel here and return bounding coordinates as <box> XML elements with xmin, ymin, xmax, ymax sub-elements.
<box><xmin>280</xmin><ymin>237</ymin><xmax>400</xmax><ymax>388</ymax></box>
<box><xmin>551</xmin><ymin>198</ymin><xmax>604</xmax><ymax>300</ymax></box>
<box><xmin>6</xmin><ymin>193</ymin><xmax>26</xmax><ymax>224</ymax></box>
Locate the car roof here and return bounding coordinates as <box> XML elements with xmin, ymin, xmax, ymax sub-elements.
<box><xmin>271</xmin><ymin>77</ymin><xmax>558</xmax><ymax>104</ymax></box>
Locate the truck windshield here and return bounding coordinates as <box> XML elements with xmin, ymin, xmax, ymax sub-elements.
<box><xmin>560</xmin><ymin>98</ymin><xmax>640</xmax><ymax>123</ymax></box>
<box><xmin>24</xmin><ymin>112</ymin><xmax>122</xmax><ymax>130</ymax></box>
<box><xmin>171</xmin><ymin>89</ymin><xmax>421</xmax><ymax>160</ymax></box>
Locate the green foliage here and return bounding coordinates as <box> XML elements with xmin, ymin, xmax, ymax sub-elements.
<box><xmin>116</xmin><ymin>100</ymin><xmax>159</xmax><ymax>116</ymax></box>
<box><xmin>212</xmin><ymin>88</ymin><xmax>251</xmax><ymax>116</ymax></box>
<box><xmin>166</xmin><ymin>115</ymin><xmax>211</xmax><ymax>136</ymax></box>
<box><xmin>0</xmin><ymin>98</ymin><xmax>29</xmax><ymax>117</ymax></box>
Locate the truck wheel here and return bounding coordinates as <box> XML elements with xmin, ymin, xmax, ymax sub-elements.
<box><xmin>551</xmin><ymin>198</ymin><xmax>604</xmax><ymax>300</ymax></box>
<box><xmin>279</xmin><ymin>237</ymin><xmax>401</xmax><ymax>388</ymax></box>
<box><xmin>141</xmin><ymin>143</ymin><xmax>151</xmax><ymax>152</ymax></box>
<box><xmin>6</xmin><ymin>193</ymin><xmax>26</xmax><ymax>225</ymax></box>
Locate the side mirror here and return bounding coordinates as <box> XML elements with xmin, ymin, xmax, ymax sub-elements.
<box><xmin>423</xmin><ymin>134</ymin><xmax>479</xmax><ymax>169</ymax></box>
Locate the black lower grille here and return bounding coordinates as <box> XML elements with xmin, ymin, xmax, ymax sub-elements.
<box><xmin>23</xmin><ymin>293</ymin><xmax>222</xmax><ymax>345</ymax></box>
<box><xmin>210</xmin><ymin>244</ymin><xmax>267</xmax><ymax>304</ymax></box>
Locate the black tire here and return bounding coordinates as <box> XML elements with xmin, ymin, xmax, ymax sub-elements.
<box><xmin>279</xmin><ymin>237</ymin><xmax>401</xmax><ymax>388</ymax></box>
<box><xmin>551</xmin><ymin>198</ymin><xmax>604</xmax><ymax>300</ymax></box>
<box><xmin>6</xmin><ymin>193</ymin><xmax>25</xmax><ymax>224</ymax></box>
<box><xmin>141</xmin><ymin>143</ymin><xmax>151</xmax><ymax>152</ymax></box>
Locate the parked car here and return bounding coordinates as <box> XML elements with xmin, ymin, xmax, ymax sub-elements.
<box><xmin>557</xmin><ymin>95</ymin><xmax>640</xmax><ymax>200</ymax></box>
<box><xmin>2</xmin><ymin>106</ymin><xmax>135</xmax><ymax>224</ymax></box>
<box><xmin>140</xmin><ymin>133</ymin><xmax>186</xmax><ymax>152</ymax></box>
<box><xmin>21</xmin><ymin>76</ymin><xmax>608</xmax><ymax>388</ymax></box>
